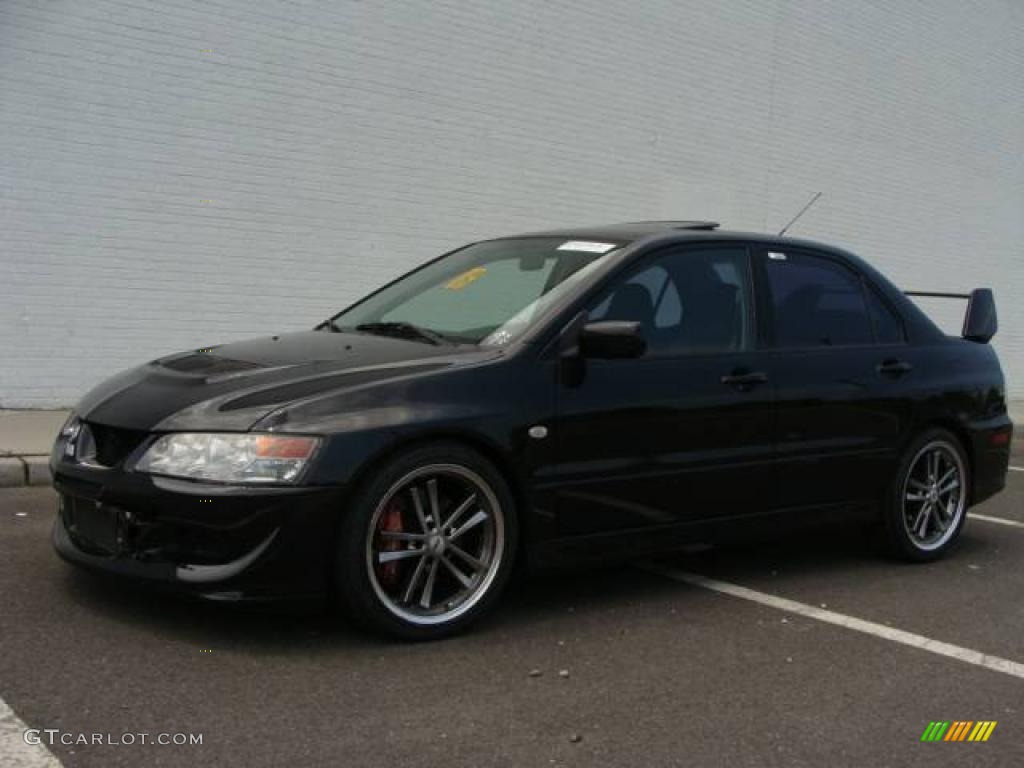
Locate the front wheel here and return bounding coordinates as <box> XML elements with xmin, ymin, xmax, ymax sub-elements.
<box><xmin>335</xmin><ymin>442</ymin><xmax>518</xmax><ymax>640</ymax></box>
<box><xmin>882</xmin><ymin>429</ymin><xmax>969</xmax><ymax>562</ymax></box>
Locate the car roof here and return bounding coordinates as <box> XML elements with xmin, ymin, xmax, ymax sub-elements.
<box><xmin>505</xmin><ymin>220</ymin><xmax>843</xmax><ymax>254</ymax></box>
<box><xmin>512</xmin><ymin>220</ymin><xmax>722</xmax><ymax>240</ymax></box>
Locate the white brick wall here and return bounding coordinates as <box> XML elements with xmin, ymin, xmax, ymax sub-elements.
<box><xmin>2</xmin><ymin>0</ymin><xmax>1021</xmax><ymax>407</ymax></box>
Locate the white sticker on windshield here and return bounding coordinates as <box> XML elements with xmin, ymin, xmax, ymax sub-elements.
<box><xmin>557</xmin><ymin>240</ymin><xmax>617</xmax><ymax>254</ymax></box>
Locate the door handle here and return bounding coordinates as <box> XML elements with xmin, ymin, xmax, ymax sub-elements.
<box><xmin>721</xmin><ymin>370</ymin><xmax>768</xmax><ymax>389</ymax></box>
<box><xmin>877</xmin><ymin>359</ymin><xmax>913</xmax><ymax>376</ymax></box>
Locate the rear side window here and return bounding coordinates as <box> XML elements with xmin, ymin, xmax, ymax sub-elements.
<box><xmin>764</xmin><ymin>251</ymin><xmax>873</xmax><ymax>347</ymax></box>
<box><xmin>866</xmin><ymin>287</ymin><xmax>905</xmax><ymax>344</ymax></box>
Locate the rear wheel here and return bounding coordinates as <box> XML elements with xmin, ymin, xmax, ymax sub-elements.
<box><xmin>882</xmin><ymin>429</ymin><xmax>969</xmax><ymax>561</ymax></box>
<box><xmin>335</xmin><ymin>442</ymin><xmax>517</xmax><ymax>640</ymax></box>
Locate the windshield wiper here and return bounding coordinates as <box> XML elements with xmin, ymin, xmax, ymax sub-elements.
<box><xmin>352</xmin><ymin>321</ymin><xmax>451</xmax><ymax>346</ymax></box>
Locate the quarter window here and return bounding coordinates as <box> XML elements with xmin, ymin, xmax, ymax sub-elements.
<box><xmin>589</xmin><ymin>247</ymin><xmax>750</xmax><ymax>356</ymax></box>
<box><xmin>764</xmin><ymin>251</ymin><xmax>873</xmax><ymax>347</ymax></box>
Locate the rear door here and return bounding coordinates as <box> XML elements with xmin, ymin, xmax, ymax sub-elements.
<box><xmin>548</xmin><ymin>243</ymin><xmax>776</xmax><ymax>538</ymax></box>
<box><xmin>754</xmin><ymin>246</ymin><xmax>914</xmax><ymax>510</ymax></box>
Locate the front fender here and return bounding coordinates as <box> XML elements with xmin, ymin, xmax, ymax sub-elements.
<box><xmin>275</xmin><ymin>356</ymin><xmax>555</xmax><ymax>490</ymax></box>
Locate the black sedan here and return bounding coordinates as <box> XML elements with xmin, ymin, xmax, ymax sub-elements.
<box><xmin>52</xmin><ymin>221</ymin><xmax>1013</xmax><ymax>639</ymax></box>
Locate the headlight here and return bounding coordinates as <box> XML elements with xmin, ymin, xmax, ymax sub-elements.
<box><xmin>58</xmin><ymin>414</ymin><xmax>81</xmax><ymax>457</ymax></box>
<box><xmin>59</xmin><ymin>413</ymin><xmax>81</xmax><ymax>439</ymax></box>
<box><xmin>135</xmin><ymin>433</ymin><xmax>320</xmax><ymax>484</ymax></box>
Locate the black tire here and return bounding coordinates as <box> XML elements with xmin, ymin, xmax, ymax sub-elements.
<box><xmin>881</xmin><ymin>428</ymin><xmax>970</xmax><ymax>562</ymax></box>
<box><xmin>334</xmin><ymin>441</ymin><xmax>518</xmax><ymax>640</ymax></box>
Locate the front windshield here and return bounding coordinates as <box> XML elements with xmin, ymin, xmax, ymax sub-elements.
<box><xmin>325</xmin><ymin>237</ymin><xmax>622</xmax><ymax>345</ymax></box>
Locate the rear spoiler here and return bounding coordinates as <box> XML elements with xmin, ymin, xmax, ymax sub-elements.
<box><xmin>904</xmin><ymin>289</ymin><xmax>997</xmax><ymax>343</ymax></box>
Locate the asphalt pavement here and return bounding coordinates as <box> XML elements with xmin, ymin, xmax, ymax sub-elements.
<box><xmin>1</xmin><ymin>463</ymin><xmax>1023</xmax><ymax>767</ymax></box>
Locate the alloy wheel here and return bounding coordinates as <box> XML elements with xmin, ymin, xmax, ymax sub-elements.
<box><xmin>901</xmin><ymin>440</ymin><xmax>966</xmax><ymax>552</ymax></box>
<box><xmin>365</xmin><ymin>464</ymin><xmax>505</xmax><ymax>626</ymax></box>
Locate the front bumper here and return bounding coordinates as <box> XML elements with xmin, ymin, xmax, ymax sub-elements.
<box><xmin>52</xmin><ymin>460</ymin><xmax>346</xmax><ymax>602</ymax></box>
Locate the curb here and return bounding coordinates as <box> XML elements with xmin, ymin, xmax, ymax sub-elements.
<box><xmin>0</xmin><ymin>456</ymin><xmax>52</xmax><ymax>488</ymax></box>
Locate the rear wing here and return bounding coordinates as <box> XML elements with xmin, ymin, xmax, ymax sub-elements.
<box><xmin>904</xmin><ymin>288</ymin><xmax>997</xmax><ymax>343</ymax></box>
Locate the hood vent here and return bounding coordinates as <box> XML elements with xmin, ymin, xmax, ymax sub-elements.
<box><xmin>159</xmin><ymin>353</ymin><xmax>264</xmax><ymax>376</ymax></box>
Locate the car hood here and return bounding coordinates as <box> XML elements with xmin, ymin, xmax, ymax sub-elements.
<box><xmin>76</xmin><ymin>331</ymin><xmax>500</xmax><ymax>432</ymax></box>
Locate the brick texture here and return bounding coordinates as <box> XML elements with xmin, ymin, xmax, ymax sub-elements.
<box><xmin>1</xmin><ymin>0</ymin><xmax>1021</xmax><ymax>406</ymax></box>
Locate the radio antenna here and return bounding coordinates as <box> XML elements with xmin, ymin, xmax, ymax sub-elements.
<box><xmin>777</xmin><ymin>192</ymin><xmax>822</xmax><ymax>236</ymax></box>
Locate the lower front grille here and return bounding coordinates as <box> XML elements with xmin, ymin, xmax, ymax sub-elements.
<box><xmin>59</xmin><ymin>492</ymin><xmax>277</xmax><ymax>565</ymax></box>
<box><xmin>61</xmin><ymin>495</ymin><xmax>120</xmax><ymax>555</ymax></box>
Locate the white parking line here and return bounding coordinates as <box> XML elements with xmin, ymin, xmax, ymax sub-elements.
<box><xmin>1009</xmin><ymin>466</ymin><xmax>1023</xmax><ymax>472</ymax></box>
<box><xmin>646</xmin><ymin>566</ymin><xmax>1024</xmax><ymax>681</ymax></box>
<box><xmin>970</xmin><ymin>512</ymin><xmax>1024</xmax><ymax>530</ymax></box>
<box><xmin>0</xmin><ymin>696</ymin><xmax>61</xmax><ymax>767</ymax></box>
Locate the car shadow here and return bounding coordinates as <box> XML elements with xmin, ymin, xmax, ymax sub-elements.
<box><xmin>59</xmin><ymin>560</ymin><xmax>683</xmax><ymax>654</ymax></box>
<box><xmin>56</xmin><ymin>521</ymin><xmax>996</xmax><ymax>655</ymax></box>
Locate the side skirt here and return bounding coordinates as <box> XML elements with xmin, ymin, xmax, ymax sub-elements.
<box><xmin>529</xmin><ymin>500</ymin><xmax>877</xmax><ymax>569</ymax></box>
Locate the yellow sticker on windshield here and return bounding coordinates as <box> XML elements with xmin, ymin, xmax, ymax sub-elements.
<box><xmin>445</xmin><ymin>266</ymin><xmax>487</xmax><ymax>291</ymax></box>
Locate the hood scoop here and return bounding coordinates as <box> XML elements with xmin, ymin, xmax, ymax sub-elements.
<box><xmin>158</xmin><ymin>353</ymin><xmax>265</xmax><ymax>377</ymax></box>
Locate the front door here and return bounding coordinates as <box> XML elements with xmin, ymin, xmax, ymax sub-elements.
<box><xmin>547</xmin><ymin>244</ymin><xmax>776</xmax><ymax>539</ymax></box>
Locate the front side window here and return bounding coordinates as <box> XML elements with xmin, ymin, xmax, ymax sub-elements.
<box><xmin>866</xmin><ymin>286</ymin><xmax>905</xmax><ymax>344</ymax></box>
<box><xmin>764</xmin><ymin>251</ymin><xmax>873</xmax><ymax>347</ymax></box>
<box><xmin>588</xmin><ymin>247</ymin><xmax>751</xmax><ymax>356</ymax></box>
<box><xmin>326</xmin><ymin>237</ymin><xmax>622</xmax><ymax>345</ymax></box>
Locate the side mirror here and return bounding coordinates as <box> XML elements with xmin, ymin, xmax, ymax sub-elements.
<box><xmin>579</xmin><ymin>321</ymin><xmax>646</xmax><ymax>359</ymax></box>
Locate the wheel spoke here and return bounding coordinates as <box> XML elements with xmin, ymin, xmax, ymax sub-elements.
<box><xmin>905</xmin><ymin>491</ymin><xmax>928</xmax><ymax>502</ymax></box>
<box><xmin>441</xmin><ymin>493</ymin><xmax>477</xmax><ymax>533</ymax></box>
<box><xmin>450</xmin><ymin>510</ymin><xmax>487</xmax><ymax>540</ymax></box>
<box><xmin>916</xmin><ymin>512</ymin><xmax>930</xmax><ymax>539</ymax></box>
<box><xmin>938</xmin><ymin>478</ymin><xmax>960</xmax><ymax>496</ymax></box>
<box><xmin>448</xmin><ymin>541</ymin><xmax>485</xmax><ymax>572</ymax></box>
<box><xmin>420</xmin><ymin>558</ymin><xmax>440</xmax><ymax>609</ymax></box>
<box><xmin>409</xmin><ymin>485</ymin><xmax>429</xmax><ymax>533</ymax></box>
<box><xmin>379</xmin><ymin>531</ymin><xmax>427</xmax><ymax>542</ymax></box>
<box><xmin>907</xmin><ymin>478</ymin><xmax>930</xmax><ymax>493</ymax></box>
<box><xmin>441</xmin><ymin>556</ymin><xmax>474</xmax><ymax>589</ymax></box>
<box><xmin>402</xmin><ymin>553</ymin><xmax>429</xmax><ymax>604</ymax></box>
<box><xmin>912</xmin><ymin>503</ymin><xmax>932</xmax><ymax>539</ymax></box>
<box><xmin>427</xmin><ymin>478</ymin><xmax>442</xmax><ymax>531</ymax></box>
<box><xmin>379</xmin><ymin>548</ymin><xmax>424</xmax><ymax>564</ymax></box>
<box><xmin>943</xmin><ymin>497</ymin><xmax>957</xmax><ymax>525</ymax></box>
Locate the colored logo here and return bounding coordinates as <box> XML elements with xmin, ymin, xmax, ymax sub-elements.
<box><xmin>921</xmin><ymin>721</ymin><xmax>997</xmax><ymax>742</ymax></box>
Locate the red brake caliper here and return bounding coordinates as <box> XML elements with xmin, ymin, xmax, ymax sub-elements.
<box><xmin>378</xmin><ymin>499</ymin><xmax>405</xmax><ymax>587</ymax></box>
